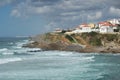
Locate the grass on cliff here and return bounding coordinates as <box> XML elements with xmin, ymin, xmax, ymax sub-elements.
<box><xmin>81</xmin><ymin>32</ymin><xmax>102</xmax><ymax>46</ymax></box>
<box><xmin>81</xmin><ymin>32</ymin><xmax>120</xmax><ymax>46</ymax></box>
<box><xmin>65</xmin><ymin>35</ymin><xmax>76</xmax><ymax>43</ymax></box>
<box><xmin>44</xmin><ymin>32</ymin><xmax>120</xmax><ymax>47</ymax></box>
<box><xmin>101</xmin><ymin>34</ymin><xmax>119</xmax><ymax>41</ymax></box>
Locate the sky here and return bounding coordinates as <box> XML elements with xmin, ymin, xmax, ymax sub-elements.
<box><xmin>0</xmin><ymin>0</ymin><xmax>120</xmax><ymax>37</ymax></box>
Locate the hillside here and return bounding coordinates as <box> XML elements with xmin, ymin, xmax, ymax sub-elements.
<box><xmin>25</xmin><ymin>32</ymin><xmax>120</xmax><ymax>53</ymax></box>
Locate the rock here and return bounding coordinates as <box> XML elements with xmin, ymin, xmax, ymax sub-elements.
<box><xmin>23</xmin><ymin>33</ymin><xmax>120</xmax><ymax>53</ymax></box>
<box><xmin>64</xmin><ymin>44</ymin><xmax>83</xmax><ymax>52</ymax></box>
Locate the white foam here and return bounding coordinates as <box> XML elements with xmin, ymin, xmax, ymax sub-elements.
<box><xmin>58</xmin><ymin>52</ymin><xmax>73</xmax><ymax>56</ymax></box>
<box><xmin>0</xmin><ymin>48</ymin><xmax>14</xmax><ymax>55</ymax></box>
<box><xmin>14</xmin><ymin>40</ymin><xmax>29</xmax><ymax>49</ymax></box>
<box><xmin>0</xmin><ymin>47</ymin><xmax>41</xmax><ymax>55</ymax></box>
<box><xmin>0</xmin><ymin>48</ymin><xmax>13</xmax><ymax>55</ymax></box>
<box><xmin>83</xmin><ymin>56</ymin><xmax>95</xmax><ymax>60</ymax></box>
<box><xmin>11</xmin><ymin>39</ymin><xmax>42</xmax><ymax>54</ymax></box>
<box><xmin>2</xmin><ymin>52</ymin><xmax>14</xmax><ymax>55</ymax></box>
<box><xmin>0</xmin><ymin>58</ymin><xmax>22</xmax><ymax>64</ymax></box>
<box><xmin>0</xmin><ymin>48</ymin><xmax>8</xmax><ymax>52</ymax></box>
<box><xmin>80</xmin><ymin>56</ymin><xmax>95</xmax><ymax>61</ymax></box>
<box><xmin>26</xmin><ymin>48</ymin><xmax>41</xmax><ymax>51</ymax></box>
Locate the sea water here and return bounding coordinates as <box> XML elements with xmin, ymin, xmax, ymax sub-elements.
<box><xmin>0</xmin><ymin>37</ymin><xmax>120</xmax><ymax>80</ymax></box>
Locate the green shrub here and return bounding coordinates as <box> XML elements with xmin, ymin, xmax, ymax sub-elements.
<box><xmin>65</xmin><ymin>35</ymin><xmax>76</xmax><ymax>43</ymax></box>
<box><xmin>89</xmin><ymin>38</ymin><xmax>102</xmax><ymax>46</ymax></box>
<box><xmin>102</xmin><ymin>34</ymin><xmax>117</xmax><ymax>41</ymax></box>
<box><xmin>81</xmin><ymin>32</ymin><xmax>102</xmax><ymax>46</ymax></box>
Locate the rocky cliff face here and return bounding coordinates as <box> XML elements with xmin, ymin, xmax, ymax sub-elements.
<box><xmin>24</xmin><ymin>32</ymin><xmax>120</xmax><ymax>53</ymax></box>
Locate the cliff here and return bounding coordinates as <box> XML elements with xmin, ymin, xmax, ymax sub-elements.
<box><xmin>24</xmin><ymin>32</ymin><xmax>120</xmax><ymax>53</ymax></box>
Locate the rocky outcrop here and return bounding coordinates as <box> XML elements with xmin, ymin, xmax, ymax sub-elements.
<box><xmin>24</xmin><ymin>41</ymin><xmax>84</xmax><ymax>52</ymax></box>
<box><xmin>24</xmin><ymin>32</ymin><xmax>120</xmax><ymax>53</ymax></box>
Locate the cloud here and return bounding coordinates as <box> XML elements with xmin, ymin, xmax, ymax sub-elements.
<box><xmin>11</xmin><ymin>9</ymin><xmax>21</xmax><ymax>17</ymax></box>
<box><xmin>31</xmin><ymin>6</ymin><xmax>53</xmax><ymax>14</ymax></box>
<box><xmin>60</xmin><ymin>12</ymin><xmax>79</xmax><ymax>16</ymax></box>
<box><xmin>88</xmin><ymin>11</ymin><xmax>102</xmax><ymax>20</ymax></box>
<box><xmin>109</xmin><ymin>6</ymin><xmax>120</xmax><ymax>16</ymax></box>
<box><xmin>0</xmin><ymin>0</ymin><xmax>14</xmax><ymax>6</ymax></box>
<box><xmin>45</xmin><ymin>22</ymin><xmax>58</xmax><ymax>31</ymax></box>
<box><xmin>1</xmin><ymin>0</ymin><xmax>120</xmax><ymax>29</ymax></box>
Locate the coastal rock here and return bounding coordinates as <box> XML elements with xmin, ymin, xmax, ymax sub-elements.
<box><xmin>24</xmin><ymin>32</ymin><xmax>120</xmax><ymax>53</ymax></box>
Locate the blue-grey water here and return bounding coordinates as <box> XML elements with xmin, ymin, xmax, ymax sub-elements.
<box><xmin>0</xmin><ymin>37</ymin><xmax>120</xmax><ymax>80</ymax></box>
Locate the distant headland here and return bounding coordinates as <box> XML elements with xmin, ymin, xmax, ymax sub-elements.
<box><xmin>23</xmin><ymin>18</ymin><xmax>120</xmax><ymax>53</ymax></box>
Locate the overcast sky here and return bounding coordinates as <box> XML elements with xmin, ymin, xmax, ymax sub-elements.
<box><xmin>0</xmin><ymin>0</ymin><xmax>120</xmax><ymax>37</ymax></box>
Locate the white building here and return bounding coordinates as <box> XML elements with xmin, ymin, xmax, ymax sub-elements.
<box><xmin>108</xmin><ymin>19</ymin><xmax>120</xmax><ymax>25</ymax></box>
<box><xmin>100</xmin><ymin>26</ymin><xmax>113</xmax><ymax>33</ymax></box>
<box><xmin>98</xmin><ymin>22</ymin><xmax>113</xmax><ymax>33</ymax></box>
<box><xmin>72</xmin><ymin>24</ymin><xmax>92</xmax><ymax>33</ymax></box>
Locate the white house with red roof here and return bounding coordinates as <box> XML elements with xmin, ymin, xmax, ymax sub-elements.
<box><xmin>98</xmin><ymin>21</ymin><xmax>113</xmax><ymax>33</ymax></box>
<box><xmin>72</xmin><ymin>23</ymin><xmax>92</xmax><ymax>33</ymax></box>
<box><xmin>71</xmin><ymin>18</ymin><xmax>119</xmax><ymax>34</ymax></box>
<box><xmin>79</xmin><ymin>23</ymin><xmax>92</xmax><ymax>33</ymax></box>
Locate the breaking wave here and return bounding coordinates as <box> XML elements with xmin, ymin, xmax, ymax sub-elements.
<box><xmin>0</xmin><ymin>58</ymin><xmax>22</xmax><ymax>64</ymax></box>
<box><xmin>0</xmin><ymin>48</ymin><xmax>8</xmax><ymax>52</ymax></box>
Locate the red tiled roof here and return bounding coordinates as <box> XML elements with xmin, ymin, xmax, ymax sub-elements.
<box><xmin>98</xmin><ymin>21</ymin><xmax>113</xmax><ymax>27</ymax></box>
<box><xmin>80</xmin><ymin>23</ymin><xmax>89</xmax><ymax>27</ymax></box>
<box><xmin>98</xmin><ymin>21</ymin><xmax>108</xmax><ymax>24</ymax></box>
<box><xmin>112</xmin><ymin>24</ymin><xmax>118</xmax><ymax>27</ymax></box>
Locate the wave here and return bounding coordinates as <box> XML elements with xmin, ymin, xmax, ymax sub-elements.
<box><xmin>8</xmin><ymin>42</ymin><xmax>14</xmax><ymax>45</ymax></box>
<box><xmin>0</xmin><ymin>48</ymin><xmax>8</xmax><ymax>52</ymax></box>
<box><xmin>0</xmin><ymin>48</ymin><xmax>14</xmax><ymax>55</ymax></box>
<box><xmin>13</xmin><ymin>52</ymin><xmax>33</xmax><ymax>55</ymax></box>
<box><xmin>0</xmin><ymin>47</ymin><xmax>42</xmax><ymax>56</ymax></box>
<box><xmin>12</xmin><ymin>40</ymin><xmax>29</xmax><ymax>49</ymax></box>
<box><xmin>0</xmin><ymin>58</ymin><xmax>22</xmax><ymax>64</ymax></box>
<box><xmin>77</xmin><ymin>56</ymin><xmax>95</xmax><ymax>62</ymax></box>
<box><xmin>13</xmin><ymin>48</ymin><xmax>41</xmax><ymax>53</ymax></box>
<box><xmin>57</xmin><ymin>52</ymin><xmax>73</xmax><ymax>56</ymax></box>
<box><xmin>83</xmin><ymin>56</ymin><xmax>95</xmax><ymax>60</ymax></box>
<box><xmin>0</xmin><ymin>48</ymin><xmax>12</xmax><ymax>55</ymax></box>
<box><xmin>2</xmin><ymin>52</ymin><xmax>14</xmax><ymax>55</ymax></box>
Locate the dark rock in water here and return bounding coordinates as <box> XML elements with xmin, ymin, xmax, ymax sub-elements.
<box><xmin>27</xmin><ymin>50</ymin><xmax>42</xmax><ymax>52</ymax></box>
<box><xmin>14</xmin><ymin>52</ymin><xmax>33</xmax><ymax>55</ymax></box>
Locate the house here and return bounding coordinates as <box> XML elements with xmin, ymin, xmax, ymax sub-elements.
<box><xmin>73</xmin><ymin>23</ymin><xmax>92</xmax><ymax>33</ymax></box>
<box><xmin>72</xmin><ymin>26</ymin><xmax>81</xmax><ymax>33</ymax></box>
<box><xmin>108</xmin><ymin>19</ymin><xmax>120</xmax><ymax>25</ymax></box>
<box><xmin>88</xmin><ymin>23</ymin><xmax>95</xmax><ymax>28</ymax></box>
<box><xmin>88</xmin><ymin>23</ymin><xmax>99</xmax><ymax>32</ymax></box>
<box><xmin>98</xmin><ymin>22</ymin><xmax>113</xmax><ymax>33</ymax></box>
<box><xmin>108</xmin><ymin>19</ymin><xmax>120</xmax><ymax>32</ymax></box>
<box><xmin>54</xmin><ymin>28</ymin><xmax>62</xmax><ymax>33</ymax></box>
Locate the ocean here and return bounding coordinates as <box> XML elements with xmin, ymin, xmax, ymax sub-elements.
<box><xmin>0</xmin><ymin>37</ymin><xmax>120</xmax><ymax>80</ymax></box>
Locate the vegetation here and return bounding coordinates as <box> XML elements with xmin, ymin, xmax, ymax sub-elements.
<box><xmin>102</xmin><ymin>34</ymin><xmax>117</xmax><ymax>41</ymax></box>
<box><xmin>81</xmin><ymin>32</ymin><xmax>102</xmax><ymax>46</ymax></box>
<box><xmin>80</xmin><ymin>32</ymin><xmax>120</xmax><ymax>46</ymax></box>
<box><xmin>65</xmin><ymin>35</ymin><xmax>76</xmax><ymax>43</ymax></box>
<box><xmin>43</xmin><ymin>32</ymin><xmax>120</xmax><ymax>47</ymax></box>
